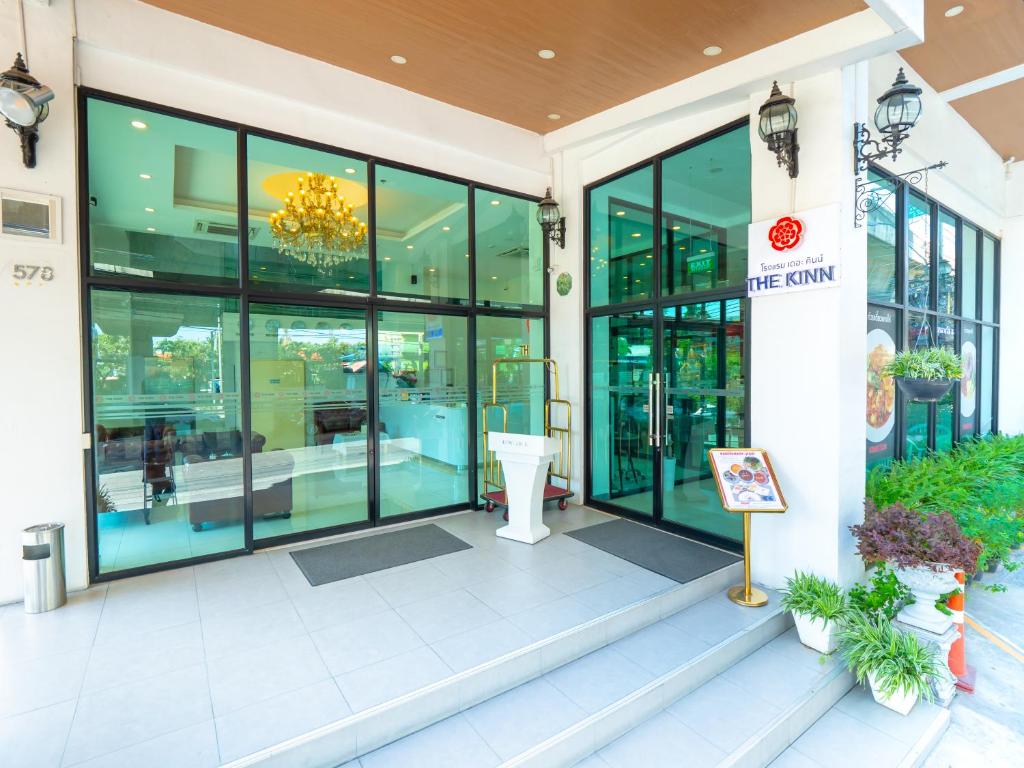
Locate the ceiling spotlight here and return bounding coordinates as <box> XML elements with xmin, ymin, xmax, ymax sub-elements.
<box><xmin>702</xmin><ymin>45</ymin><xmax>723</xmax><ymax>57</ymax></box>
<box><xmin>384</xmin><ymin>256</ymin><xmax>391</xmax><ymax>261</ymax></box>
<box><xmin>491</xmin><ymin>275</ymin><xmax>498</xmax><ymax>280</ymax></box>
<box><xmin>442</xmin><ymin>226</ymin><xmax>450</xmax><ymax>231</ymax></box>
<box><xmin>0</xmin><ymin>53</ymin><xmax>54</xmax><ymax>168</ymax></box>
<box><xmin>344</xmin><ymin>167</ymin><xmax>356</xmax><ymax>174</ymax></box>
<box><xmin>428</xmin><ymin>267</ymin><xmax>436</xmax><ymax>272</ymax></box>
<box><xmin>537</xmin><ymin>49</ymin><xmax>556</xmax><ymax>60</ymax></box>
<box><xmin>944</xmin><ymin>5</ymin><xmax>964</xmax><ymax>17</ymax></box>
<box><xmin>390</xmin><ymin>55</ymin><xmax>407</xmax><ymax>65</ymax></box>
<box><xmin>547</xmin><ymin>113</ymin><xmax>561</xmax><ymax>121</ymax></box>
<box><xmin>490</xmin><ymin>199</ymin><xmax>501</xmax><ymax>206</ymax></box>
<box><xmin>615</xmin><ymin>210</ymin><xmax>625</xmax><ymax>216</ymax></box>
<box><xmin>406</xmin><ymin>244</ymin><xmax>414</xmax><ymax>250</ymax></box>
<box><xmin>672</xmin><ymin>225</ymin><xmax>680</xmax><ymax>231</ymax></box>
<box><xmin>144</xmin><ymin>207</ymin><xmax>155</xmax><ymax>213</ymax></box>
<box><xmin>130</xmin><ymin>120</ymin><xmax>147</xmax><ymax>130</ymax></box>
<box><xmin>146</xmin><ymin>227</ymin><xmax>156</xmax><ymax>232</ymax></box>
<box><xmin>139</xmin><ymin>173</ymin><xmax>151</xmax><ymax>179</ymax></box>
<box><xmin>631</xmin><ymin>232</ymin><xmax>641</xmax><ymax>238</ymax></box>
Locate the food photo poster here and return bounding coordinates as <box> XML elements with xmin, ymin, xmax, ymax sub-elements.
<box><xmin>708</xmin><ymin>449</ymin><xmax>787</xmax><ymax>513</ymax></box>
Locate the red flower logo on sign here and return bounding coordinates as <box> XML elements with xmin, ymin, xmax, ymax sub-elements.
<box><xmin>768</xmin><ymin>216</ymin><xmax>803</xmax><ymax>251</ymax></box>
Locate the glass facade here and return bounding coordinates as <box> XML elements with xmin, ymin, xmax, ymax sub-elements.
<box><xmin>83</xmin><ymin>94</ymin><xmax>546</xmax><ymax>577</ymax></box>
<box><xmin>865</xmin><ymin>168</ymin><xmax>1000</xmax><ymax>470</ymax></box>
<box><xmin>586</xmin><ymin>123</ymin><xmax>750</xmax><ymax>547</ymax></box>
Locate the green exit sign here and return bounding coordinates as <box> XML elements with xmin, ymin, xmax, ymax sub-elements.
<box><xmin>687</xmin><ymin>253</ymin><xmax>716</xmax><ymax>274</ymax></box>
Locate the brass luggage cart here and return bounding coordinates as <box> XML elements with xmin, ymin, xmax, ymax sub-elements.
<box><xmin>481</xmin><ymin>357</ymin><xmax>573</xmax><ymax>518</ymax></box>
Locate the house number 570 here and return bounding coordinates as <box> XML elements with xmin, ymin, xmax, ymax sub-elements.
<box><xmin>13</xmin><ymin>264</ymin><xmax>54</xmax><ymax>281</ymax></box>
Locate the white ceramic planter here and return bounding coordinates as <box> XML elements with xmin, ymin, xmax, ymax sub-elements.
<box><xmin>894</xmin><ymin>563</ymin><xmax>959</xmax><ymax>634</ymax></box>
<box><xmin>867</xmin><ymin>671</ymin><xmax>919</xmax><ymax>716</ymax></box>
<box><xmin>792</xmin><ymin>611</ymin><xmax>838</xmax><ymax>654</ymax></box>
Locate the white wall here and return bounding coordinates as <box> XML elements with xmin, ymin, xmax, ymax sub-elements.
<box><xmin>0</xmin><ymin>0</ymin><xmax>85</xmax><ymax>602</ymax></box>
<box><xmin>999</xmin><ymin>164</ymin><xmax>1024</xmax><ymax>435</ymax></box>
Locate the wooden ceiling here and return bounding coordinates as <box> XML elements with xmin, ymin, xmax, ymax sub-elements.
<box><xmin>140</xmin><ymin>0</ymin><xmax>864</xmax><ymax>134</ymax></box>
<box><xmin>901</xmin><ymin>0</ymin><xmax>1024</xmax><ymax>160</ymax></box>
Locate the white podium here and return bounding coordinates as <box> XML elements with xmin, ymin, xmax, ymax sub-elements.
<box><xmin>490</xmin><ymin>431</ymin><xmax>560</xmax><ymax>544</ymax></box>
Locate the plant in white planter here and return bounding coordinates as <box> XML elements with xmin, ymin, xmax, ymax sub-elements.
<box><xmin>780</xmin><ymin>571</ymin><xmax>849</xmax><ymax>654</ymax></box>
<box><xmin>850</xmin><ymin>502</ymin><xmax>981</xmax><ymax>634</ymax></box>
<box><xmin>882</xmin><ymin>348</ymin><xmax>962</xmax><ymax>402</ymax></box>
<box><xmin>839</xmin><ymin>613</ymin><xmax>940</xmax><ymax>716</ymax></box>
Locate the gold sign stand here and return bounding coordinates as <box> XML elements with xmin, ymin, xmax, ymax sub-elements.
<box><xmin>707</xmin><ymin>448</ymin><xmax>787</xmax><ymax>608</ymax></box>
<box><xmin>727</xmin><ymin>512</ymin><xmax>768</xmax><ymax>607</ymax></box>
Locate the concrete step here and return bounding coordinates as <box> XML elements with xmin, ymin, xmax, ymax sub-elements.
<box><xmin>340</xmin><ymin>587</ymin><xmax>790</xmax><ymax>768</ymax></box>
<box><xmin>219</xmin><ymin>560</ymin><xmax>744</xmax><ymax>767</ymax></box>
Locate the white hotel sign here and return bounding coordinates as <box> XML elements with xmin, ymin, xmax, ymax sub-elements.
<box><xmin>746</xmin><ymin>203</ymin><xmax>840</xmax><ymax>297</ymax></box>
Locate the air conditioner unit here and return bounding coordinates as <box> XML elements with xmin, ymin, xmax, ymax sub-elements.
<box><xmin>194</xmin><ymin>220</ymin><xmax>260</xmax><ymax>239</ymax></box>
<box><xmin>494</xmin><ymin>247</ymin><xmax>529</xmax><ymax>259</ymax></box>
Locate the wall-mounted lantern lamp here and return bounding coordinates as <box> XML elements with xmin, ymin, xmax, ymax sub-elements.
<box><xmin>757</xmin><ymin>81</ymin><xmax>799</xmax><ymax>179</ymax></box>
<box><xmin>536</xmin><ymin>187</ymin><xmax>565</xmax><ymax>249</ymax></box>
<box><xmin>853</xmin><ymin>67</ymin><xmax>923</xmax><ymax>172</ymax></box>
<box><xmin>0</xmin><ymin>53</ymin><xmax>54</xmax><ymax>168</ymax></box>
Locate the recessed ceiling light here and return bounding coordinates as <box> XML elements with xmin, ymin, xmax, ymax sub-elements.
<box><xmin>703</xmin><ymin>45</ymin><xmax>723</xmax><ymax>57</ymax></box>
<box><xmin>615</xmin><ymin>210</ymin><xmax>625</xmax><ymax>216</ymax></box>
<box><xmin>491</xmin><ymin>276</ymin><xmax>498</xmax><ymax>280</ymax></box>
<box><xmin>537</xmin><ymin>49</ymin><xmax>556</xmax><ymax>60</ymax></box>
<box><xmin>130</xmin><ymin>120</ymin><xmax>148</xmax><ymax>130</ymax></box>
<box><xmin>944</xmin><ymin>5</ymin><xmax>964</xmax><ymax>17</ymax></box>
<box><xmin>384</xmin><ymin>256</ymin><xmax>391</xmax><ymax>261</ymax></box>
<box><xmin>428</xmin><ymin>267</ymin><xmax>436</xmax><ymax>272</ymax></box>
<box><xmin>631</xmin><ymin>232</ymin><xmax>641</xmax><ymax>238</ymax></box>
<box><xmin>491</xmin><ymin>200</ymin><xmax>501</xmax><ymax>206</ymax></box>
<box><xmin>547</xmin><ymin>113</ymin><xmax>561</xmax><ymax>121</ymax></box>
<box><xmin>442</xmin><ymin>226</ymin><xmax>450</xmax><ymax>231</ymax></box>
<box><xmin>390</xmin><ymin>55</ymin><xmax>407</xmax><ymax>65</ymax></box>
<box><xmin>344</xmin><ymin>168</ymin><xmax>356</xmax><ymax>174</ymax></box>
<box><xmin>406</xmin><ymin>244</ymin><xmax>414</xmax><ymax>250</ymax></box>
<box><xmin>672</xmin><ymin>225</ymin><xmax>680</xmax><ymax>230</ymax></box>
<box><xmin>146</xmin><ymin>227</ymin><xmax>156</xmax><ymax>232</ymax></box>
<box><xmin>139</xmin><ymin>173</ymin><xmax>152</xmax><ymax>180</ymax></box>
<box><xmin>144</xmin><ymin>207</ymin><xmax>155</xmax><ymax>213</ymax></box>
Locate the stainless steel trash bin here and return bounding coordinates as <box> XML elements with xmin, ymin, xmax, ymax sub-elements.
<box><xmin>23</xmin><ymin>523</ymin><xmax>67</xmax><ymax>613</ymax></box>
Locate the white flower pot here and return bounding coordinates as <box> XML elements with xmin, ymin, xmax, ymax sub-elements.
<box><xmin>867</xmin><ymin>671</ymin><xmax>919</xmax><ymax>716</ymax></box>
<box><xmin>893</xmin><ymin>564</ymin><xmax>959</xmax><ymax>634</ymax></box>
<box><xmin>792</xmin><ymin>612</ymin><xmax>838</xmax><ymax>654</ymax></box>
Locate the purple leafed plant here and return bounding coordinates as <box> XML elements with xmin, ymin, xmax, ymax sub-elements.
<box><xmin>850</xmin><ymin>501</ymin><xmax>981</xmax><ymax>573</ymax></box>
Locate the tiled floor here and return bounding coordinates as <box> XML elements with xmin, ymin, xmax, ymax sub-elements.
<box><xmin>0</xmin><ymin>506</ymin><xmax>689</xmax><ymax>768</ymax></box>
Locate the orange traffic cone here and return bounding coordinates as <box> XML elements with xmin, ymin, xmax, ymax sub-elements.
<box><xmin>948</xmin><ymin>569</ymin><xmax>976</xmax><ymax>692</ymax></box>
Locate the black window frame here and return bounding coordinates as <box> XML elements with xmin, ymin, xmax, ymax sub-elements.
<box><xmin>78</xmin><ymin>87</ymin><xmax>550</xmax><ymax>582</ymax></box>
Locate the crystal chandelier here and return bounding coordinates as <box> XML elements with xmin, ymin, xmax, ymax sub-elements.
<box><xmin>269</xmin><ymin>172</ymin><xmax>368</xmax><ymax>270</ymax></box>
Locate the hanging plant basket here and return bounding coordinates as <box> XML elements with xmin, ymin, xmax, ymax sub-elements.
<box><xmin>895</xmin><ymin>377</ymin><xmax>954</xmax><ymax>403</ymax></box>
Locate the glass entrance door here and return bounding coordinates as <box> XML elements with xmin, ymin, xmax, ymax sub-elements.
<box><xmin>661</xmin><ymin>300</ymin><xmax>744</xmax><ymax>542</ymax></box>
<box><xmin>588</xmin><ymin>299</ymin><xmax>745</xmax><ymax>545</ymax></box>
<box><xmin>590</xmin><ymin>310</ymin><xmax>657</xmax><ymax>517</ymax></box>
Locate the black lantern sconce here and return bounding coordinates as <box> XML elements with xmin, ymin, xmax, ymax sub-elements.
<box><xmin>537</xmin><ymin>187</ymin><xmax>566</xmax><ymax>249</ymax></box>
<box><xmin>0</xmin><ymin>53</ymin><xmax>54</xmax><ymax>168</ymax></box>
<box><xmin>852</xmin><ymin>67</ymin><xmax>947</xmax><ymax>228</ymax></box>
<box><xmin>758</xmin><ymin>81</ymin><xmax>799</xmax><ymax>179</ymax></box>
<box><xmin>853</xmin><ymin>67</ymin><xmax>923</xmax><ymax>172</ymax></box>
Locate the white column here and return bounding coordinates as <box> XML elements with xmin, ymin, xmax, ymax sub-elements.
<box><xmin>748</xmin><ymin>66</ymin><xmax>868</xmax><ymax>589</ymax></box>
<box><xmin>998</xmin><ymin>168</ymin><xmax>1024</xmax><ymax>435</ymax></box>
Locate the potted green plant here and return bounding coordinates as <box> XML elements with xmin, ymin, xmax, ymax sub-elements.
<box><xmin>780</xmin><ymin>571</ymin><xmax>849</xmax><ymax>653</ymax></box>
<box><xmin>838</xmin><ymin>613</ymin><xmax>940</xmax><ymax>715</ymax></box>
<box><xmin>882</xmin><ymin>348</ymin><xmax>962</xmax><ymax>402</ymax></box>
<box><xmin>850</xmin><ymin>502</ymin><xmax>980</xmax><ymax>633</ymax></box>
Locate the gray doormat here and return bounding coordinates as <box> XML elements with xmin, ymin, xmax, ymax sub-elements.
<box><xmin>290</xmin><ymin>524</ymin><xmax>472</xmax><ymax>586</ymax></box>
<box><xmin>565</xmin><ymin>519</ymin><xmax>740</xmax><ymax>584</ymax></box>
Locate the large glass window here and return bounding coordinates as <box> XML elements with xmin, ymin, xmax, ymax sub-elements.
<box><xmin>867</xmin><ymin>172</ymin><xmax>898</xmax><ymax>303</ymax></box>
<box><xmin>981</xmin><ymin>236</ymin><xmax>996</xmax><ymax>323</ymax></box>
<box><xmin>87</xmin><ymin>99</ymin><xmax>239</xmax><ymax>284</ymax></box>
<box><xmin>961</xmin><ymin>224</ymin><xmax>977</xmax><ymax>319</ymax></box>
<box><xmin>937</xmin><ymin>212</ymin><xmax>956</xmax><ymax>315</ymax></box>
<box><xmin>864</xmin><ymin>170</ymin><xmax>999</xmax><ymax>466</ymax></box>
<box><xmin>376</xmin><ymin>166</ymin><xmax>469</xmax><ymax>304</ymax></box>
<box><xmin>661</xmin><ymin>128</ymin><xmax>751</xmax><ymax>298</ymax></box>
<box><xmin>589</xmin><ymin>166</ymin><xmax>655</xmax><ymax>306</ymax></box>
<box><xmin>248</xmin><ymin>136</ymin><xmax>369</xmax><ymax>293</ymax></box>
<box><xmin>475</xmin><ymin>316</ymin><xmax>546</xmax><ymax>496</ymax></box>
<box><xmin>906</xmin><ymin>193</ymin><xmax>930</xmax><ymax>309</ymax></box>
<box><xmin>83</xmin><ymin>92</ymin><xmax>547</xmax><ymax>578</ymax></box>
<box><xmin>249</xmin><ymin>303</ymin><xmax>369</xmax><ymax>539</ymax></box>
<box><xmin>91</xmin><ymin>289</ymin><xmax>243</xmax><ymax>572</ymax></box>
<box><xmin>475</xmin><ymin>190</ymin><xmax>544</xmax><ymax>307</ymax></box>
<box><xmin>378</xmin><ymin>311</ymin><xmax>469</xmax><ymax>517</ymax></box>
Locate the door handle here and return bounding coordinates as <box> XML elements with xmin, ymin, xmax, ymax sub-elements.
<box><xmin>650</xmin><ymin>373</ymin><xmax>661</xmax><ymax>448</ymax></box>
